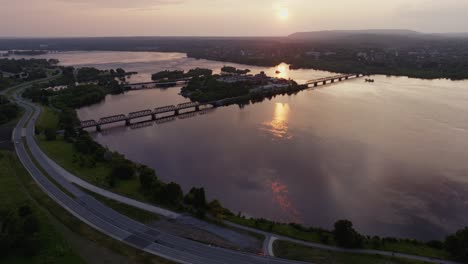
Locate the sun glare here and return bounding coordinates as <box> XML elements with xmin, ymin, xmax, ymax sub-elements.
<box><xmin>278</xmin><ymin>8</ymin><xmax>289</xmax><ymax>21</ymax></box>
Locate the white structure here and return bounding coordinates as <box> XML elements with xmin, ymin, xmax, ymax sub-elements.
<box><xmin>44</xmin><ymin>85</ymin><xmax>68</xmax><ymax>92</ymax></box>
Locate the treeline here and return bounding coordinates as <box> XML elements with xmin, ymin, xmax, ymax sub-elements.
<box><xmin>179</xmin><ymin>67</ymin><xmax>254</xmax><ymax>102</ymax></box>
<box><xmin>183</xmin><ymin>75</ymin><xmax>254</xmax><ymax>102</ymax></box>
<box><xmin>0</xmin><ymin>58</ymin><xmax>54</xmax><ymax>74</ymax></box>
<box><xmin>0</xmin><ymin>95</ymin><xmax>20</xmax><ymax>125</ymax></box>
<box><xmin>227</xmin><ymin>214</ymin><xmax>468</xmax><ymax>262</ymax></box>
<box><xmin>23</xmin><ymin>66</ymin><xmax>132</xmax><ymax>108</ymax></box>
<box><xmin>151</xmin><ymin>68</ymin><xmax>213</xmax><ymax>82</ymax></box>
<box><xmin>0</xmin><ymin>58</ymin><xmax>59</xmax><ymax>85</ymax></box>
<box><xmin>0</xmin><ymin>204</ymin><xmax>41</xmax><ymax>257</ymax></box>
<box><xmin>69</xmin><ymin>130</ymin><xmax>210</xmax><ymax>216</ymax></box>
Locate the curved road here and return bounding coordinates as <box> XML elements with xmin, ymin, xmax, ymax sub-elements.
<box><xmin>11</xmin><ymin>92</ymin><xmax>309</xmax><ymax>263</ymax></box>
<box><xmin>6</xmin><ymin>82</ymin><xmax>460</xmax><ymax>264</ymax></box>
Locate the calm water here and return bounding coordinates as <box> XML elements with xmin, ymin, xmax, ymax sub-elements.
<box><xmin>20</xmin><ymin>51</ymin><xmax>468</xmax><ymax>240</ymax></box>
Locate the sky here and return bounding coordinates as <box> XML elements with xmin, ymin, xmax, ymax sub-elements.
<box><xmin>0</xmin><ymin>0</ymin><xmax>467</xmax><ymax>37</ymax></box>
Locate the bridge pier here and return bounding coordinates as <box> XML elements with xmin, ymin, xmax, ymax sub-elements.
<box><xmin>151</xmin><ymin>114</ymin><xmax>156</xmax><ymax>120</ymax></box>
<box><xmin>195</xmin><ymin>105</ymin><xmax>200</xmax><ymax>111</ymax></box>
<box><xmin>175</xmin><ymin>109</ymin><xmax>179</xmax><ymax>115</ymax></box>
<box><xmin>314</xmin><ymin>82</ymin><xmax>318</xmax><ymax>87</ymax></box>
<box><xmin>339</xmin><ymin>78</ymin><xmax>342</xmax><ymax>81</ymax></box>
<box><xmin>323</xmin><ymin>81</ymin><xmax>327</xmax><ymax>85</ymax></box>
<box><xmin>96</xmin><ymin>125</ymin><xmax>101</xmax><ymax>132</ymax></box>
<box><xmin>331</xmin><ymin>79</ymin><xmax>335</xmax><ymax>83</ymax></box>
<box><xmin>125</xmin><ymin>119</ymin><xmax>131</xmax><ymax>126</ymax></box>
<box><xmin>345</xmin><ymin>76</ymin><xmax>349</xmax><ymax>80</ymax></box>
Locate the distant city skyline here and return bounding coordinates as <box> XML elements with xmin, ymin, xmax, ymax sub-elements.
<box><xmin>0</xmin><ymin>0</ymin><xmax>467</xmax><ymax>37</ymax></box>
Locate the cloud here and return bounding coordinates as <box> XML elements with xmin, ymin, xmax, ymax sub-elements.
<box><xmin>56</xmin><ymin>0</ymin><xmax>185</xmax><ymax>9</ymax></box>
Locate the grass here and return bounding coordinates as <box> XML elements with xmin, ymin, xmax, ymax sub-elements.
<box><xmin>8</xmin><ymin>148</ymin><xmax>174</xmax><ymax>264</ymax></box>
<box><xmin>224</xmin><ymin>215</ymin><xmax>451</xmax><ymax>260</ymax></box>
<box><xmin>273</xmin><ymin>240</ymin><xmax>431</xmax><ymax>264</ymax></box>
<box><xmin>81</xmin><ymin>188</ymin><xmax>160</xmax><ymax>224</ymax></box>
<box><xmin>0</xmin><ymin>150</ymin><xmax>84</xmax><ymax>264</ymax></box>
<box><xmin>364</xmin><ymin>241</ymin><xmax>450</xmax><ymax>260</ymax></box>
<box><xmin>36</xmin><ymin>106</ymin><xmax>59</xmax><ymax>131</ymax></box>
<box><xmin>225</xmin><ymin>215</ymin><xmax>333</xmax><ymax>244</ymax></box>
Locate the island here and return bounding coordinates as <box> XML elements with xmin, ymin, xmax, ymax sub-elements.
<box><xmin>151</xmin><ymin>66</ymin><xmax>305</xmax><ymax>105</ymax></box>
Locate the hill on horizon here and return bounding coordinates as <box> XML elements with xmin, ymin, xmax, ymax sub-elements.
<box><xmin>288</xmin><ymin>29</ymin><xmax>422</xmax><ymax>39</ymax></box>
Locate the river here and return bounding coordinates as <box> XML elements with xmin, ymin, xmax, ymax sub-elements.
<box><xmin>14</xmin><ymin>51</ymin><xmax>468</xmax><ymax>240</ymax></box>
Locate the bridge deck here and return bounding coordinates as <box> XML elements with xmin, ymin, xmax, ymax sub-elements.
<box><xmin>79</xmin><ymin>102</ymin><xmax>213</xmax><ymax>129</ymax></box>
<box><xmin>306</xmin><ymin>74</ymin><xmax>360</xmax><ymax>84</ymax></box>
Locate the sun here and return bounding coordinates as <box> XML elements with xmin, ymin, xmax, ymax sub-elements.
<box><xmin>278</xmin><ymin>8</ymin><xmax>289</xmax><ymax>20</ymax></box>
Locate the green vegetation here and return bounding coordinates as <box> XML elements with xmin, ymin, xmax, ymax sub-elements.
<box><xmin>82</xmin><ymin>189</ymin><xmax>160</xmax><ymax>224</ymax></box>
<box><xmin>8</xmin><ymin>50</ymin><xmax>48</xmax><ymax>56</ymax></box>
<box><xmin>0</xmin><ymin>150</ymin><xmax>84</xmax><ymax>264</ymax></box>
<box><xmin>180</xmin><ymin>67</ymin><xmax>303</xmax><ymax>103</ymax></box>
<box><xmin>273</xmin><ymin>240</ymin><xmax>430</xmax><ymax>264</ymax></box>
<box><xmin>0</xmin><ymin>95</ymin><xmax>20</xmax><ymax>125</ymax></box>
<box><xmin>151</xmin><ymin>70</ymin><xmax>185</xmax><ymax>81</ymax></box>
<box><xmin>35</xmin><ymin>104</ymin><xmax>210</xmax><ymax>215</ymax></box>
<box><xmin>8</xmin><ymin>148</ymin><xmax>174</xmax><ymax>264</ymax></box>
<box><xmin>224</xmin><ymin>215</ymin><xmax>451</xmax><ymax>260</ymax></box>
<box><xmin>182</xmin><ymin>74</ymin><xmax>255</xmax><ymax>102</ymax></box>
<box><xmin>221</xmin><ymin>66</ymin><xmax>250</xmax><ymax>75</ymax></box>
<box><xmin>151</xmin><ymin>68</ymin><xmax>212</xmax><ymax>82</ymax></box>
<box><xmin>0</xmin><ymin>77</ymin><xmax>13</xmax><ymax>91</ymax></box>
<box><xmin>333</xmin><ymin>220</ymin><xmax>363</xmax><ymax>248</ymax></box>
<box><xmin>445</xmin><ymin>227</ymin><xmax>468</xmax><ymax>262</ymax></box>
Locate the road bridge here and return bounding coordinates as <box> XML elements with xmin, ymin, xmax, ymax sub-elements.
<box><xmin>306</xmin><ymin>73</ymin><xmax>363</xmax><ymax>87</ymax></box>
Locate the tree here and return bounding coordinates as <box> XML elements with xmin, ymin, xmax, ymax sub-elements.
<box><xmin>445</xmin><ymin>227</ymin><xmax>468</xmax><ymax>262</ymax></box>
<box><xmin>333</xmin><ymin>220</ymin><xmax>363</xmax><ymax>248</ymax></box>
<box><xmin>110</xmin><ymin>159</ymin><xmax>135</xmax><ymax>181</ymax></box>
<box><xmin>44</xmin><ymin>128</ymin><xmax>57</xmax><ymax>141</ymax></box>
<box><xmin>184</xmin><ymin>187</ymin><xmax>207</xmax><ymax>218</ymax></box>
<box><xmin>116</xmin><ymin>68</ymin><xmax>125</xmax><ymax>77</ymax></box>
<box><xmin>164</xmin><ymin>182</ymin><xmax>183</xmax><ymax>206</ymax></box>
<box><xmin>139</xmin><ymin>166</ymin><xmax>156</xmax><ymax>193</ymax></box>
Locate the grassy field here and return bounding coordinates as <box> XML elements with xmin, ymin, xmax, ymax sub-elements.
<box><xmin>0</xmin><ymin>150</ymin><xmax>84</xmax><ymax>264</ymax></box>
<box><xmin>273</xmin><ymin>240</ymin><xmax>432</xmax><ymax>264</ymax></box>
<box><xmin>364</xmin><ymin>241</ymin><xmax>450</xmax><ymax>260</ymax></box>
<box><xmin>7</xmin><ymin>147</ymin><xmax>174</xmax><ymax>264</ymax></box>
<box><xmin>36</xmin><ymin>106</ymin><xmax>60</xmax><ymax>131</ymax></box>
<box><xmin>82</xmin><ymin>188</ymin><xmax>160</xmax><ymax>224</ymax></box>
<box><xmin>225</xmin><ymin>215</ymin><xmax>332</xmax><ymax>244</ymax></box>
<box><xmin>226</xmin><ymin>215</ymin><xmax>450</xmax><ymax>260</ymax></box>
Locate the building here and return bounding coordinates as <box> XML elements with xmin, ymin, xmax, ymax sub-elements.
<box><xmin>250</xmin><ymin>83</ymin><xmax>291</xmax><ymax>94</ymax></box>
<box><xmin>43</xmin><ymin>85</ymin><xmax>68</xmax><ymax>92</ymax></box>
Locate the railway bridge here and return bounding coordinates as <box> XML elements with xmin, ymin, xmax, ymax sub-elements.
<box><xmin>79</xmin><ymin>101</ymin><xmax>212</xmax><ymax>131</ymax></box>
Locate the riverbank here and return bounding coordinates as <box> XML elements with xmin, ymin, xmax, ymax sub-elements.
<box><xmin>35</xmin><ymin>102</ymin><xmax>456</xmax><ymax>262</ymax></box>
<box><xmin>273</xmin><ymin>240</ymin><xmax>430</xmax><ymax>264</ymax></box>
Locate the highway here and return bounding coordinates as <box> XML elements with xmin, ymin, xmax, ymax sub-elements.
<box><xmin>11</xmin><ymin>93</ymin><xmax>309</xmax><ymax>263</ymax></box>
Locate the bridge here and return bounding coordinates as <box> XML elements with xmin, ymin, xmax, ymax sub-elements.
<box><xmin>306</xmin><ymin>73</ymin><xmax>363</xmax><ymax>87</ymax></box>
<box><xmin>125</xmin><ymin>78</ymin><xmax>191</xmax><ymax>90</ymax></box>
<box><xmin>79</xmin><ymin>101</ymin><xmax>214</xmax><ymax>131</ymax></box>
<box><xmin>81</xmin><ymin>73</ymin><xmax>365</xmax><ymax>131</ymax></box>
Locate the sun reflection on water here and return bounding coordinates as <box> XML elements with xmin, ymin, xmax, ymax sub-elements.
<box><xmin>261</xmin><ymin>102</ymin><xmax>292</xmax><ymax>140</ymax></box>
<box><xmin>268</xmin><ymin>179</ymin><xmax>302</xmax><ymax>223</ymax></box>
<box><xmin>274</xmin><ymin>63</ymin><xmax>290</xmax><ymax>80</ymax></box>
